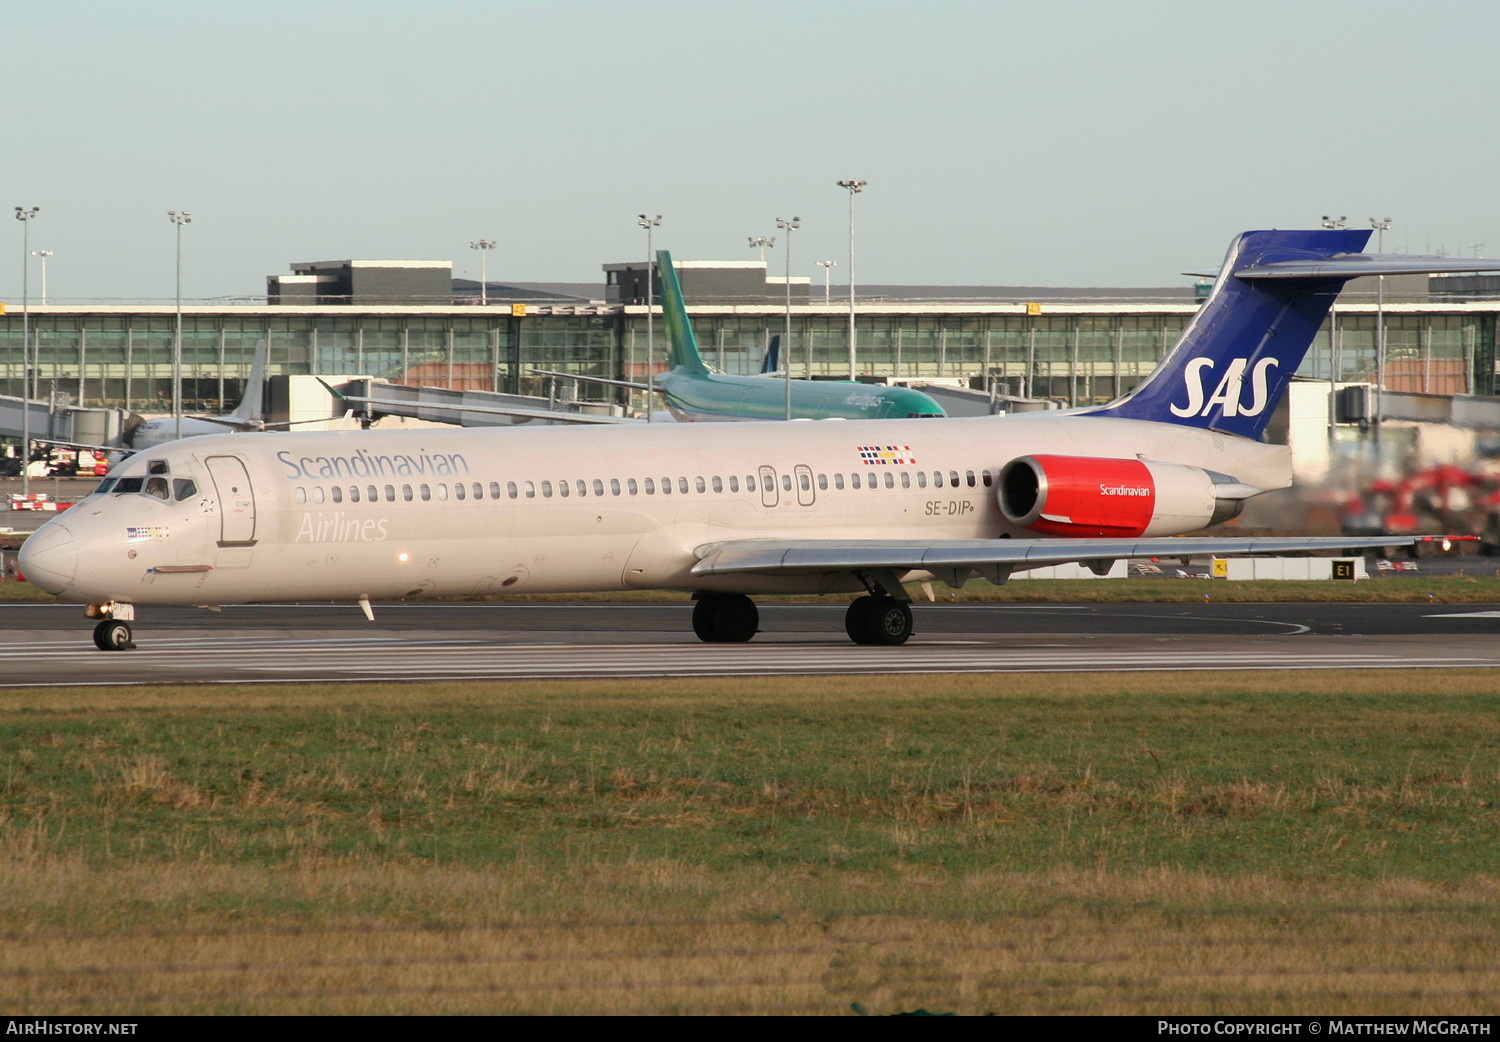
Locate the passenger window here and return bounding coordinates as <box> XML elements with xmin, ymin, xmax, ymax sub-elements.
<box><xmin>577</xmin><ymin>480</ymin><xmax>588</xmax><ymax>497</ymax></box>
<box><xmin>608</xmin><ymin>478</ymin><xmax>619</xmax><ymax>496</ymax></box>
<box><xmin>437</xmin><ymin>484</ymin><xmax>449</xmax><ymax>502</ymax></box>
<box><xmin>331</xmin><ymin>486</ymin><xmax>343</xmax><ymax>504</ymax></box>
<box><xmin>368</xmin><ymin>485</ymin><xmax>378</xmax><ymax>502</ymax></box>
<box><xmin>542</xmin><ymin>481</ymin><xmax>553</xmax><ymax>498</ymax></box>
<box><xmin>678</xmin><ymin>477</ymin><xmax>690</xmax><ymax>494</ymax></box>
<box><xmin>712</xmin><ymin>476</ymin><xmax>723</xmax><ymax>493</ymax></box>
<box><xmin>313</xmin><ymin>486</ymin><xmax>327</xmax><ymax>504</ymax></box>
<box><xmin>851</xmin><ymin>473</ymin><xmax>861</xmax><ymax>490</ymax></box>
<box><xmin>402</xmin><ymin>485</ymin><xmax>413</xmax><ymax>502</ymax></box>
<box><xmin>524</xmin><ymin>481</ymin><xmax>536</xmax><ymax>499</ymax></box>
<box><xmin>883</xmin><ymin>472</ymin><xmax>894</xmax><ymax>489</ymax></box>
<box><xmin>420</xmin><ymin>484</ymin><xmax>432</xmax><ymax>502</ymax></box>
<box><xmin>558</xmin><ymin>480</ymin><xmax>569</xmax><ymax>498</ymax></box>
<box><xmin>454</xmin><ymin>483</ymin><xmax>465</xmax><ymax>501</ymax></box>
<box><xmin>660</xmin><ymin>478</ymin><xmax>671</xmax><ymax>495</ymax></box>
<box><xmin>645</xmin><ymin>478</ymin><xmax>655</xmax><ymax>494</ymax></box>
<box><xmin>949</xmin><ymin>471</ymin><xmax>959</xmax><ymax>487</ymax></box>
<box><xmin>799</xmin><ymin>472</ymin><xmax>811</xmax><ymax>492</ymax></box>
<box><xmin>746</xmin><ymin>475</ymin><xmax>756</xmax><ymax>493</ymax></box>
<box><xmin>781</xmin><ymin>474</ymin><xmax>791</xmax><ymax>492</ymax></box>
<box><xmin>173</xmin><ymin>479</ymin><xmax>198</xmax><ymax>501</ymax></box>
<box><xmin>966</xmin><ymin>470</ymin><xmax>976</xmax><ymax>488</ymax></box>
<box><xmin>933</xmin><ymin>472</ymin><xmax>944</xmax><ymax>488</ymax></box>
<box><xmin>834</xmin><ymin>473</ymin><xmax>844</xmax><ymax>490</ymax></box>
<box><xmin>900</xmin><ymin>472</ymin><xmax>911</xmax><ymax>489</ymax></box>
<box><xmin>593</xmin><ymin>479</ymin><xmax>605</xmax><ymax>496</ymax></box>
<box><xmin>917</xmin><ymin>472</ymin><xmax>927</xmax><ymax>489</ymax></box>
<box><xmin>695</xmin><ymin>477</ymin><xmax>706</xmax><ymax>494</ymax></box>
<box><xmin>627</xmin><ymin>478</ymin><xmax>638</xmax><ymax>495</ymax></box>
<box><xmin>385</xmin><ymin>485</ymin><xmax>395</xmax><ymax>501</ymax></box>
<box><xmin>729</xmin><ymin>475</ymin><xmax>739</xmax><ymax>493</ymax></box>
<box><xmin>817</xmin><ymin>474</ymin><xmax>827</xmax><ymax>491</ymax></box>
<box><xmin>507</xmin><ymin>482</ymin><xmax>518</xmax><ymax>499</ymax></box>
<box><xmin>294</xmin><ymin>486</ymin><xmax>307</xmax><ymax>505</ymax></box>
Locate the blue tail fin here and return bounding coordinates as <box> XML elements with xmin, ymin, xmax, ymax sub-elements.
<box><xmin>656</xmin><ymin>250</ymin><xmax>710</xmax><ymax>375</ymax></box>
<box><xmin>1087</xmin><ymin>229</ymin><xmax>1372</xmax><ymax>440</ymax></box>
<box><xmin>760</xmin><ymin>335</ymin><xmax>781</xmax><ymax>374</ymax></box>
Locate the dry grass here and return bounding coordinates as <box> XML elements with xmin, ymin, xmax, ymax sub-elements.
<box><xmin>2</xmin><ymin>864</ymin><xmax>1498</xmax><ymax>1015</ymax></box>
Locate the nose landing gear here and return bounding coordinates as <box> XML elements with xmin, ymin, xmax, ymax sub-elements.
<box><xmin>93</xmin><ymin>618</ymin><xmax>136</xmax><ymax>651</ymax></box>
<box><xmin>86</xmin><ymin>603</ymin><xmax>137</xmax><ymax>651</ymax></box>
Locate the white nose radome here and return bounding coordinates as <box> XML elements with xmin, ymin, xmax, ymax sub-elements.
<box><xmin>18</xmin><ymin>523</ymin><xmax>77</xmax><ymax>595</ymax></box>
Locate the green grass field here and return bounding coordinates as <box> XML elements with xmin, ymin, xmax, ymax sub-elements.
<box><xmin>3</xmin><ymin>672</ymin><xmax>1499</xmax><ymax>1014</ymax></box>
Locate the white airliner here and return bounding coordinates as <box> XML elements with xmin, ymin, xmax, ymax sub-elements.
<box><xmin>22</xmin><ymin>230</ymin><xmax>1500</xmax><ymax>651</ymax></box>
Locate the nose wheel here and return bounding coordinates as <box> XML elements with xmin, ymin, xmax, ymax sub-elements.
<box><xmin>93</xmin><ymin>619</ymin><xmax>136</xmax><ymax>651</ymax></box>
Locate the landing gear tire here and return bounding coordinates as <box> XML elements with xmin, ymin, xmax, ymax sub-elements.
<box><xmin>845</xmin><ymin>595</ymin><xmax>913</xmax><ymax>646</ymax></box>
<box><xmin>93</xmin><ymin>618</ymin><xmax>136</xmax><ymax>651</ymax></box>
<box><xmin>692</xmin><ymin>593</ymin><xmax>759</xmax><ymax>643</ymax></box>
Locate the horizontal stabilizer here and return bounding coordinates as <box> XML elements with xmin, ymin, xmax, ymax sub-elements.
<box><xmin>1186</xmin><ymin>254</ymin><xmax>1500</xmax><ymax>280</ymax></box>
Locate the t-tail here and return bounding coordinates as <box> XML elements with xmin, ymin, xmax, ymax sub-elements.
<box><xmin>1085</xmin><ymin>229</ymin><xmax>1373</xmax><ymax>440</ymax></box>
<box><xmin>656</xmin><ymin>250</ymin><xmax>710</xmax><ymax>376</ymax></box>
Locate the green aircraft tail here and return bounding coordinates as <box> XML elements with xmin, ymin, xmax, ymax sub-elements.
<box><xmin>656</xmin><ymin>250</ymin><xmax>710</xmax><ymax>375</ymax></box>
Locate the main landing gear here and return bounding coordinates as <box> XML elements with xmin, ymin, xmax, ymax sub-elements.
<box><xmin>690</xmin><ymin>591</ymin><xmax>914</xmax><ymax>646</ymax></box>
<box><xmin>692</xmin><ymin>593</ymin><xmax>759</xmax><ymax>642</ymax></box>
<box><xmin>844</xmin><ymin>595</ymin><xmax>913</xmax><ymax>646</ymax></box>
<box><xmin>87</xmin><ymin>603</ymin><xmax>136</xmax><ymax>651</ymax></box>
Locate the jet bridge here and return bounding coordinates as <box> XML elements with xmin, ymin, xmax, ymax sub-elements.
<box><xmin>0</xmin><ymin>394</ymin><xmax>129</xmax><ymax>448</ymax></box>
<box><xmin>340</xmin><ymin>380</ymin><xmax>629</xmax><ymax>427</ymax></box>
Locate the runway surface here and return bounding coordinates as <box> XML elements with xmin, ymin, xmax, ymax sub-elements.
<box><xmin>4</xmin><ymin>600</ymin><xmax>1500</xmax><ymax>686</ymax></box>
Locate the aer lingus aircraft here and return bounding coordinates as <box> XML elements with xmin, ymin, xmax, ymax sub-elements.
<box><xmin>533</xmin><ymin>251</ymin><xmax>946</xmax><ymax>422</ymax></box>
<box><xmin>23</xmin><ymin>229</ymin><xmax>1500</xmax><ymax>651</ymax></box>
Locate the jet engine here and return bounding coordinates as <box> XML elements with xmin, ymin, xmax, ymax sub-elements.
<box><xmin>998</xmin><ymin>454</ymin><xmax>1260</xmax><ymax>537</ymax></box>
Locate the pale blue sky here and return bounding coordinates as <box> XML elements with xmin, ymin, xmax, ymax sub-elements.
<box><xmin>5</xmin><ymin>0</ymin><xmax>1496</xmax><ymax>300</ymax></box>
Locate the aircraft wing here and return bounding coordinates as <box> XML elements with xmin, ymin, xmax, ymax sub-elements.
<box><xmin>692</xmin><ymin>536</ymin><xmax>1408</xmax><ymax>584</ymax></box>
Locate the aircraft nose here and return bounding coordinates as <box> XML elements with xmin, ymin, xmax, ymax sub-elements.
<box><xmin>18</xmin><ymin>523</ymin><xmax>77</xmax><ymax>595</ymax></box>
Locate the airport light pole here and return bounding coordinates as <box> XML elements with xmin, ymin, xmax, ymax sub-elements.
<box><xmin>168</xmin><ymin>211</ymin><xmax>192</xmax><ymax>440</ymax></box>
<box><xmin>818</xmin><ymin>260</ymin><xmax>836</xmax><ymax>304</ymax></box>
<box><xmin>31</xmin><ymin>250</ymin><xmax>52</xmax><ymax>305</ymax></box>
<box><xmin>776</xmin><ymin>216</ymin><xmax>800</xmax><ymax>418</ymax></box>
<box><xmin>1321</xmin><ymin>217</ymin><xmax>1346</xmax><ymax>455</ymax></box>
<box><xmin>747</xmin><ymin>235</ymin><xmax>774</xmax><ymax>263</ymax></box>
<box><xmin>14</xmin><ymin>207</ymin><xmax>38</xmax><ymax>496</ymax></box>
<box><xmin>837</xmin><ymin>179</ymin><xmax>866</xmax><ymax>379</ymax></box>
<box><xmin>470</xmin><ymin>239</ymin><xmax>496</xmax><ymax>305</ymax></box>
<box><xmin>639</xmin><ymin>214</ymin><xmax>661</xmax><ymax>423</ymax></box>
<box><xmin>1370</xmin><ymin>217</ymin><xmax>1393</xmax><ymax>448</ymax></box>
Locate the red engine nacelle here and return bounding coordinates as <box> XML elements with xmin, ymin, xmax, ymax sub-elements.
<box><xmin>998</xmin><ymin>454</ymin><xmax>1254</xmax><ymax>537</ymax></box>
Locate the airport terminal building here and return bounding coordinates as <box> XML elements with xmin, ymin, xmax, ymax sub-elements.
<box><xmin>1</xmin><ymin>259</ymin><xmax>1494</xmax><ymax>416</ymax></box>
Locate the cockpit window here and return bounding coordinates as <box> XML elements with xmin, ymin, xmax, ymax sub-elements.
<box><xmin>113</xmin><ymin>477</ymin><xmax>144</xmax><ymax>494</ymax></box>
<box><xmin>94</xmin><ymin>478</ymin><xmax>117</xmax><ymax>495</ymax></box>
<box><xmin>173</xmin><ymin>478</ymin><xmax>198</xmax><ymax>501</ymax></box>
<box><xmin>148</xmin><ymin>459</ymin><xmax>170</xmax><ymax>475</ymax></box>
<box><xmin>144</xmin><ymin>476</ymin><xmax>170</xmax><ymax>501</ymax></box>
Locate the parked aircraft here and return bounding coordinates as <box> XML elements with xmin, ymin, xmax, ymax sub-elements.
<box><xmin>127</xmin><ymin>339</ymin><xmax>271</xmax><ymax>450</ymax></box>
<box><xmin>533</xmin><ymin>253</ymin><xmax>946</xmax><ymax>422</ymax></box>
<box><xmin>26</xmin><ymin>229</ymin><xmax>1497</xmax><ymax>651</ymax></box>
